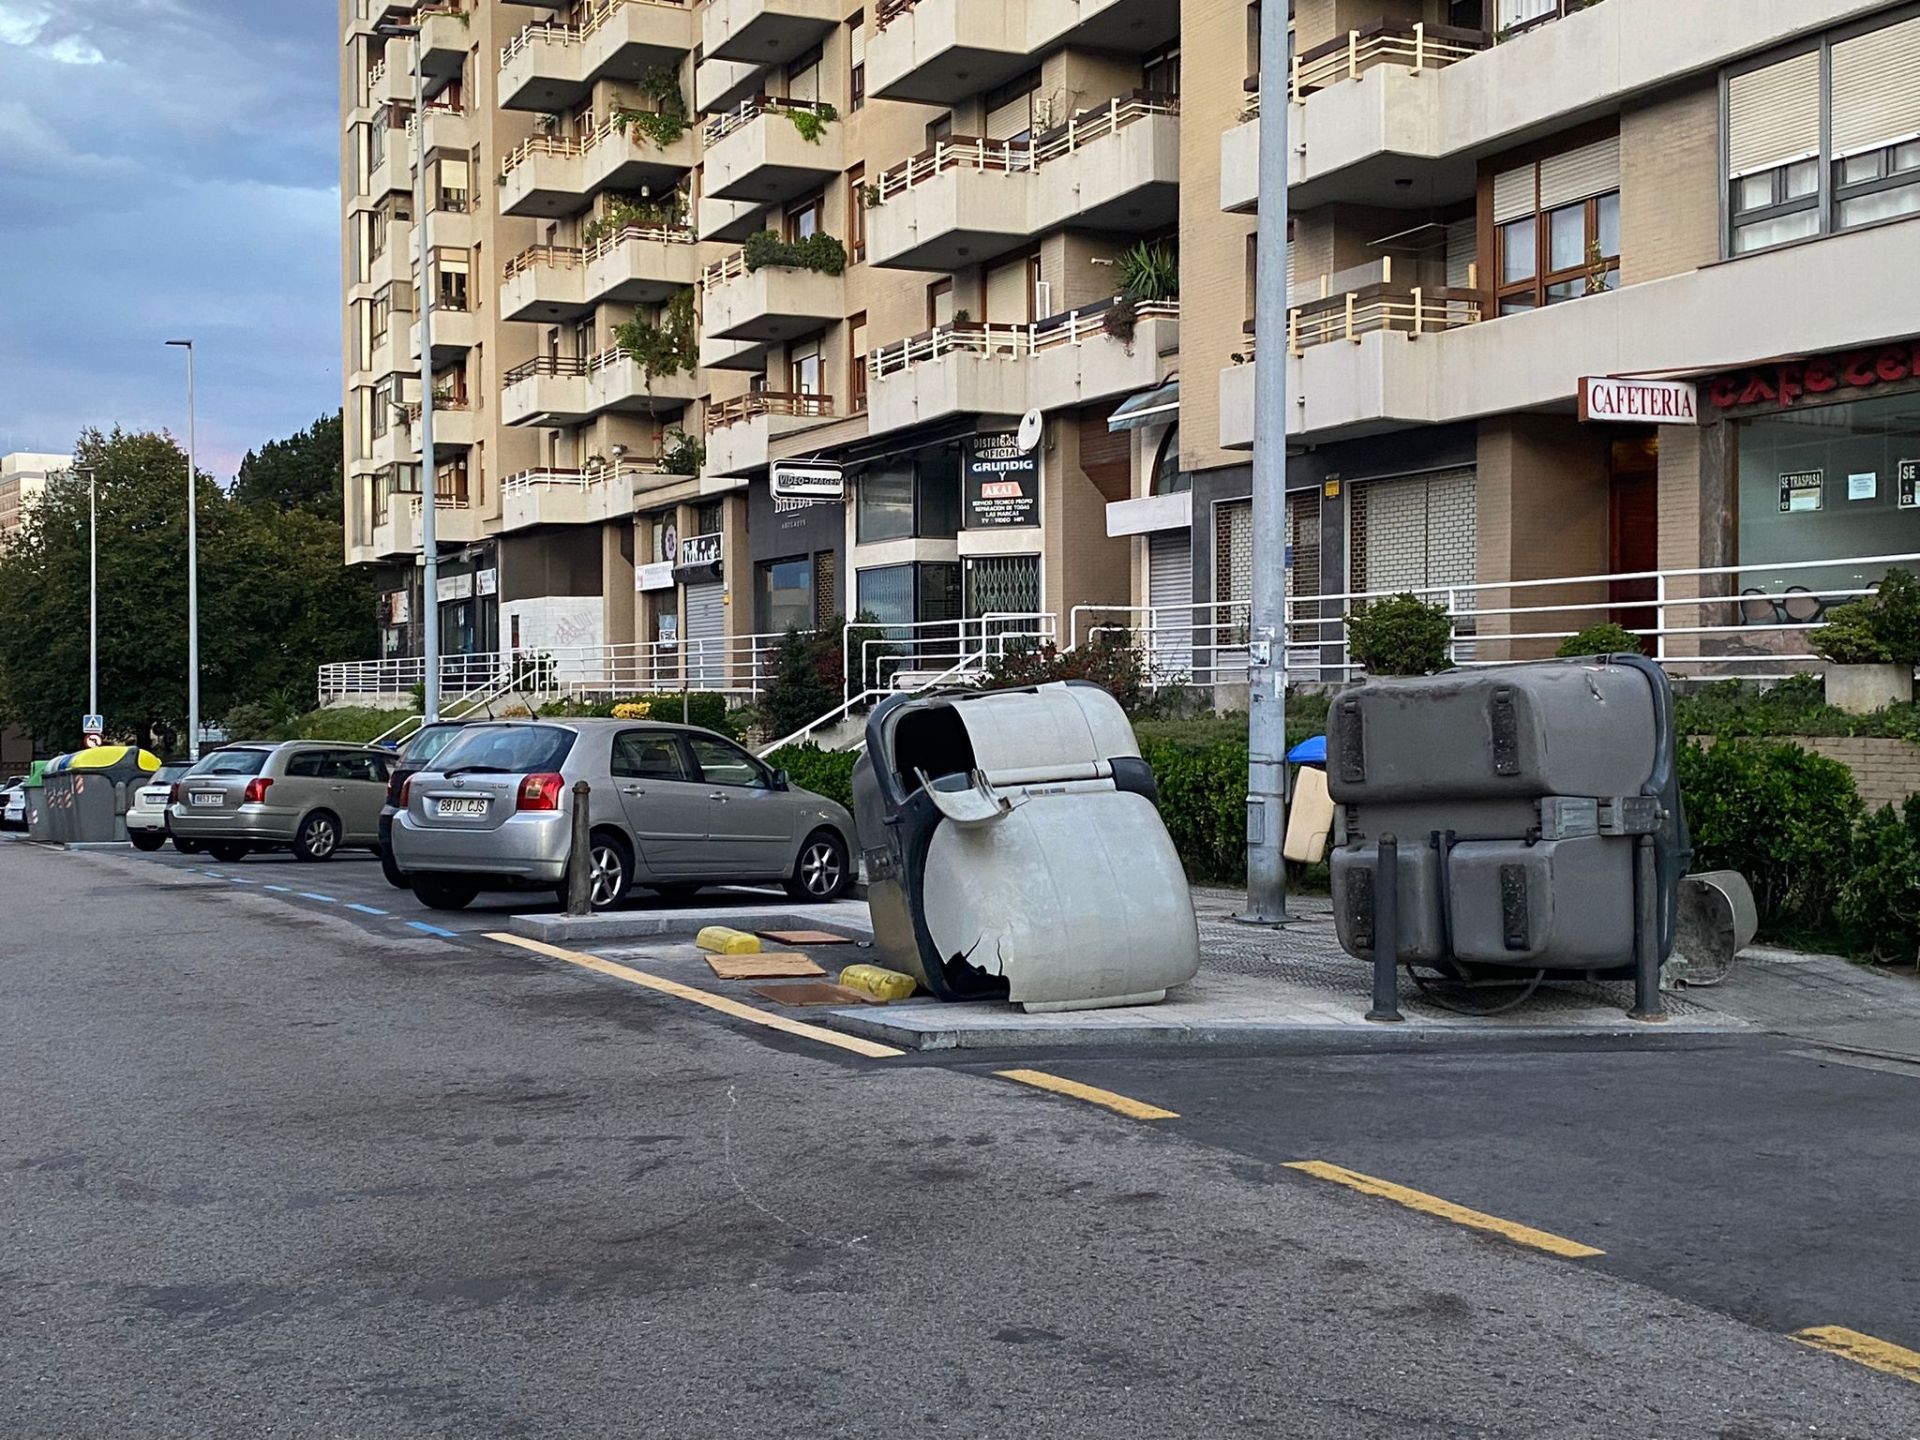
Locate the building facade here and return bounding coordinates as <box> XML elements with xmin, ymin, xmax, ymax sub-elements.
<box><xmin>337</xmin><ymin>0</ymin><xmax>1920</xmax><ymax>706</ymax></box>
<box><xmin>0</xmin><ymin>452</ymin><xmax>71</xmax><ymax>551</ymax></box>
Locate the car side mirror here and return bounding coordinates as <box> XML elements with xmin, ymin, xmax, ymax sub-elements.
<box><xmin>772</xmin><ymin>769</ymin><xmax>791</xmax><ymax>791</ymax></box>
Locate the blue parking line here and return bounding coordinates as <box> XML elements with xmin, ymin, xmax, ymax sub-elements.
<box><xmin>407</xmin><ymin>920</ymin><xmax>458</xmax><ymax>938</ymax></box>
<box><xmin>226</xmin><ymin>877</ymin><xmax>256</xmax><ymax>885</ymax></box>
<box><xmin>297</xmin><ymin>892</ymin><xmax>338</xmax><ymax>904</ymax></box>
<box><xmin>263</xmin><ymin>885</ymin><xmax>292</xmax><ymax>893</ymax></box>
<box><xmin>346</xmin><ymin>902</ymin><xmax>389</xmax><ymax>916</ymax></box>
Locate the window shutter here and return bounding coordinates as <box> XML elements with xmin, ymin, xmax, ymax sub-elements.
<box><xmin>1831</xmin><ymin>15</ymin><xmax>1920</xmax><ymax>159</ymax></box>
<box><xmin>985</xmin><ymin>92</ymin><xmax>1032</xmax><ymax>141</ymax></box>
<box><xmin>985</xmin><ymin>256</ymin><xmax>1030</xmax><ymax>323</ymax></box>
<box><xmin>849</xmin><ymin>19</ymin><xmax>866</xmax><ymax>69</ymax></box>
<box><xmin>1727</xmin><ymin>49</ymin><xmax>1821</xmax><ymax>177</ymax></box>
<box><xmin>1539</xmin><ymin>135</ymin><xmax>1620</xmax><ymax>209</ymax></box>
<box><xmin>1493</xmin><ymin>164</ymin><xmax>1534</xmax><ymax>224</ymax></box>
<box><xmin>1445</xmin><ymin>218</ymin><xmax>1476</xmax><ymax>288</ymax></box>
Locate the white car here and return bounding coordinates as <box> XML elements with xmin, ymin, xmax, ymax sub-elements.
<box><xmin>1</xmin><ymin>776</ymin><xmax>25</xmax><ymax>831</ymax></box>
<box><xmin>127</xmin><ymin>764</ymin><xmax>192</xmax><ymax>851</ymax></box>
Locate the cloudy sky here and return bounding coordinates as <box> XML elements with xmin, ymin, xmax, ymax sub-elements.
<box><xmin>0</xmin><ymin>0</ymin><xmax>339</xmax><ymax>478</ymax></box>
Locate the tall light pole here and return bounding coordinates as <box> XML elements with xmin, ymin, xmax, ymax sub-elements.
<box><xmin>1243</xmin><ymin>4</ymin><xmax>1292</xmax><ymax>923</ymax></box>
<box><xmin>377</xmin><ymin>19</ymin><xmax>441</xmax><ymax>721</ymax></box>
<box><xmin>165</xmin><ymin>339</ymin><xmax>201</xmax><ymax>760</ymax></box>
<box><xmin>67</xmin><ymin>467</ymin><xmax>99</xmax><ymax>721</ymax></box>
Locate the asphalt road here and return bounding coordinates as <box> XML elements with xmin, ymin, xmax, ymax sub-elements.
<box><xmin>7</xmin><ymin>837</ymin><xmax>1920</xmax><ymax>1438</ymax></box>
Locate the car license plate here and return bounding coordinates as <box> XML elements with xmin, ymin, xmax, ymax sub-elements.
<box><xmin>189</xmin><ymin>792</ymin><xmax>223</xmax><ymax>808</ymax></box>
<box><xmin>437</xmin><ymin>797</ymin><xmax>488</xmax><ymax>818</ymax></box>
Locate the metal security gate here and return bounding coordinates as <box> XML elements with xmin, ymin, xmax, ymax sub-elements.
<box><xmin>684</xmin><ymin>581</ymin><xmax>726</xmax><ymax>687</ymax></box>
<box><xmin>1146</xmin><ymin>530</ymin><xmax>1193</xmax><ymax>680</ymax></box>
<box><xmin>1350</xmin><ymin>466</ymin><xmax>1477</xmax><ymax>654</ymax></box>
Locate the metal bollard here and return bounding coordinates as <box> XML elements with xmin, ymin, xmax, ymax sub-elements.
<box><xmin>1628</xmin><ymin>833</ymin><xmax>1667</xmax><ymax>1022</ymax></box>
<box><xmin>565</xmin><ymin>779</ymin><xmax>592</xmax><ymax>916</ymax></box>
<box><xmin>1365</xmin><ymin>833</ymin><xmax>1404</xmax><ymax>1023</ymax></box>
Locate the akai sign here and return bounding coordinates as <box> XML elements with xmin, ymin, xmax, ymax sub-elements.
<box><xmin>1579</xmin><ymin>377</ymin><xmax>1700</xmax><ymax>425</ymax></box>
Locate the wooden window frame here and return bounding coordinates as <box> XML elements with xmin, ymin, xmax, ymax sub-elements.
<box><xmin>846</xmin><ymin>165</ymin><xmax>867</xmax><ymax>263</ymax></box>
<box><xmin>848</xmin><ymin>311</ymin><xmax>869</xmax><ymax>413</ymax></box>
<box><xmin>1495</xmin><ymin>189</ymin><xmax>1620</xmax><ymax>315</ymax></box>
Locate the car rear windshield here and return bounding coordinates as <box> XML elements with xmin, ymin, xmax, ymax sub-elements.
<box><xmin>404</xmin><ymin>724</ymin><xmax>467</xmax><ymax>767</ymax></box>
<box><xmin>152</xmin><ymin>765</ymin><xmax>191</xmax><ymax>784</ymax></box>
<box><xmin>429</xmin><ymin>725</ymin><xmax>576</xmax><ymax>777</ymax></box>
<box><xmin>189</xmin><ymin>749</ymin><xmax>269</xmax><ymax>777</ymax></box>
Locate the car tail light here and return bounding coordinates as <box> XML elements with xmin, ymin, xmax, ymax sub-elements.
<box><xmin>167</xmin><ymin>783</ymin><xmax>180</xmax><ymax>803</ymax></box>
<box><xmin>399</xmin><ymin>776</ymin><xmax>413</xmax><ymax>807</ymax></box>
<box><xmin>518</xmin><ymin>772</ymin><xmax>565</xmax><ymax>811</ymax></box>
<box><xmin>243</xmin><ymin>777</ymin><xmax>273</xmax><ymax>805</ymax></box>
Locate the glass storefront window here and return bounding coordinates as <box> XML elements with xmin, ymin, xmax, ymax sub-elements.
<box><xmin>758</xmin><ymin>556</ymin><xmax>814</xmax><ymax>635</ymax></box>
<box><xmin>857</xmin><ymin>466</ymin><xmax>914</xmax><ymax>543</ymax></box>
<box><xmin>1737</xmin><ymin>391</ymin><xmax>1920</xmax><ymax>598</ymax></box>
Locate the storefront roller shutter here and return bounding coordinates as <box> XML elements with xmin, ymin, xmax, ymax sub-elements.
<box><xmin>1146</xmin><ymin>530</ymin><xmax>1193</xmax><ymax>679</ymax></box>
<box><xmin>1352</xmin><ymin>468</ymin><xmax>1477</xmax><ymax>605</ymax></box>
<box><xmin>1539</xmin><ymin>135</ymin><xmax>1621</xmax><ymax>209</ymax></box>
<box><xmin>1727</xmin><ymin>49</ymin><xmax>1822</xmax><ymax>177</ymax></box>
<box><xmin>1831</xmin><ymin>15</ymin><xmax>1920</xmax><ymax>159</ymax></box>
<box><xmin>1493</xmin><ymin>165</ymin><xmax>1534</xmax><ymax>224</ymax></box>
<box><xmin>684</xmin><ymin>581</ymin><xmax>726</xmax><ymax>686</ymax></box>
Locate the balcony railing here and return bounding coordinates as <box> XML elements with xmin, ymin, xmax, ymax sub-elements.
<box><xmin>704</xmin><ymin>390</ymin><xmax>834</xmax><ymax>431</ymax></box>
<box><xmin>586</xmin><ymin>222</ymin><xmax>695</xmax><ymax>262</ymax></box>
<box><xmin>868</xmin><ymin>299</ymin><xmax>1178</xmax><ymax>379</ymax></box>
<box><xmin>504</xmin><ymin>354</ymin><xmax>590</xmax><ymax>384</ymax></box>
<box><xmin>1290</xmin><ymin>21</ymin><xmax>1489</xmax><ymax>101</ymax></box>
<box><xmin>504</xmin><ymin>243</ymin><xmax>584</xmax><ymax>279</ymax></box>
<box><xmin>701</xmin><ymin>249</ymin><xmax>753</xmax><ymax>288</ymax></box>
<box><xmin>501</xmin><ymin>133</ymin><xmax>581</xmax><ymax>181</ymax></box>
<box><xmin>701</xmin><ymin>94</ymin><xmax>837</xmax><ymax>146</ymax></box>
<box><xmin>500</xmin><ymin>459</ymin><xmax>670</xmax><ymax>494</ymax></box>
<box><xmin>873</xmin><ymin>0</ymin><xmax>916</xmax><ymax>29</ymax></box>
<box><xmin>501</xmin><ymin>0</ymin><xmax>692</xmax><ymax>64</ymax></box>
<box><xmin>1285</xmin><ymin>283</ymin><xmax>1482</xmax><ymax>353</ymax></box>
<box><xmin>402</xmin><ymin>396</ymin><xmax>471</xmax><ymax>424</ymax></box>
<box><xmin>873</xmin><ymin>92</ymin><xmax>1177</xmax><ymax>203</ymax></box>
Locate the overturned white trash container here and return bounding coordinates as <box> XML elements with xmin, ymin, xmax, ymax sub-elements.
<box><xmin>852</xmin><ymin>681</ymin><xmax>1200</xmax><ymax>1013</ymax></box>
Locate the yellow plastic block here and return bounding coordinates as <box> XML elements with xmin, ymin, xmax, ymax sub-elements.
<box><xmin>838</xmin><ymin>963</ymin><xmax>918</xmax><ymax>1002</ymax></box>
<box><xmin>696</xmin><ymin>926</ymin><xmax>762</xmax><ymax>956</ymax></box>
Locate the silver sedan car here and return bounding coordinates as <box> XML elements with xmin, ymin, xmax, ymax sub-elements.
<box><xmin>167</xmin><ymin>742</ymin><xmax>393</xmax><ymax>864</ymax></box>
<box><xmin>390</xmin><ymin>718</ymin><xmax>857</xmax><ymax>912</ymax></box>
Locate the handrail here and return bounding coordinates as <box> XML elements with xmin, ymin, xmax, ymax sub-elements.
<box><xmin>504</xmin><ymin>244</ymin><xmax>584</xmax><ymax>278</ymax></box>
<box><xmin>500</xmin><ymin>0</ymin><xmax>692</xmax><ymax>64</ymax></box>
<box><xmin>705</xmin><ymin>390</ymin><xmax>835</xmax><ymax>431</ymax></box>
<box><xmin>500</xmin><ymin>460</ymin><xmax>666</xmax><ymax>493</ymax></box>
<box><xmin>868</xmin><ymin>299</ymin><xmax>1177</xmax><ymax>379</ymax></box>
<box><xmin>586</xmin><ymin>222</ymin><xmax>695</xmax><ymax>264</ymax></box>
<box><xmin>873</xmin><ymin>94</ymin><xmax>1177</xmax><ymax>203</ymax></box>
<box><xmin>1286</xmin><ymin>285</ymin><xmax>1483</xmax><ymax>353</ymax></box>
<box><xmin>1291</xmin><ymin>20</ymin><xmax>1489</xmax><ymax>101</ymax></box>
<box><xmin>702</xmin><ymin>94</ymin><xmax>837</xmax><ymax>146</ymax></box>
<box><xmin>504</xmin><ymin>354</ymin><xmax>590</xmax><ymax>383</ymax></box>
<box><xmin>500</xmin><ymin>133</ymin><xmax>581</xmax><ymax>181</ymax></box>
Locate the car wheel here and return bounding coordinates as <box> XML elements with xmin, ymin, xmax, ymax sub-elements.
<box><xmin>293</xmin><ymin>811</ymin><xmax>341</xmax><ymax>863</ymax></box>
<box><xmin>379</xmin><ymin>845</ymin><xmax>410</xmax><ymax>889</ymax></box>
<box><xmin>410</xmin><ymin>876</ymin><xmax>478</xmax><ymax>911</ymax></box>
<box><xmin>786</xmin><ymin>829</ymin><xmax>851</xmax><ymax>903</ymax></box>
<box><xmin>129</xmin><ymin>831</ymin><xmax>167</xmax><ymax>852</ymax></box>
<box><xmin>207</xmin><ymin>840</ymin><xmax>251</xmax><ymax>864</ymax></box>
<box><xmin>172</xmin><ymin>837</ymin><xmax>204</xmax><ymax>856</ymax></box>
<box><xmin>558</xmin><ymin>831</ymin><xmax>633</xmax><ymax>912</ymax></box>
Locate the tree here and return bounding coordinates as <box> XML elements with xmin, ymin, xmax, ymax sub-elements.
<box><xmin>0</xmin><ymin>426</ymin><xmax>378</xmax><ymax>757</ymax></box>
<box><xmin>232</xmin><ymin>412</ymin><xmax>344</xmax><ymax>517</ymax></box>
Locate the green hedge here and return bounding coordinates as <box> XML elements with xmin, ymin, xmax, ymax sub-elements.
<box><xmin>768</xmin><ymin>743</ymin><xmax>856</xmax><ymax>811</ymax></box>
<box><xmin>1674</xmin><ymin>675</ymin><xmax>1920</xmax><ymax>743</ymax></box>
<box><xmin>538</xmin><ymin>692</ymin><xmax>738</xmax><ymax>737</ymax></box>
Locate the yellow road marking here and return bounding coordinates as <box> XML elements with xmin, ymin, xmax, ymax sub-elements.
<box><xmin>485</xmin><ymin>933</ymin><xmax>903</xmax><ymax>1060</ymax></box>
<box><xmin>995</xmin><ymin>1068</ymin><xmax>1178</xmax><ymax>1121</ymax></box>
<box><xmin>1285</xmin><ymin>1160</ymin><xmax>1604</xmax><ymax>1259</ymax></box>
<box><xmin>1795</xmin><ymin>1326</ymin><xmax>1920</xmax><ymax>1383</ymax></box>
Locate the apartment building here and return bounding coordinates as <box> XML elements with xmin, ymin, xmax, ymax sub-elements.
<box><xmin>0</xmin><ymin>452</ymin><xmax>70</xmax><ymax>550</ymax></box>
<box><xmin>338</xmin><ymin>0</ymin><xmax>1920</xmax><ymax>700</ymax></box>
<box><xmin>1211</xmin><ymin>0</ymin><xmax>1920</xmax><ymax>667</ymax></box>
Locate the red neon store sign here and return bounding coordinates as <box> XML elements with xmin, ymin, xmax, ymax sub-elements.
<box><xmin>1708</xmin><ymin>342</ymin><xmax>1920</xmax><ymax>410</ymax></box>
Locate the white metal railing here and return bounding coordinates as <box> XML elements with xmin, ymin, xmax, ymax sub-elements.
<box><xmin>586</xmin><ymin>222</ymin><xmax>695</xmax><ymax>265</ymax></box>
<box><xmin>868</xmin><ymin>300</ymin><xmax>1177</xmax><ymax>380</ymax></box>
<box><xmin>702</xmin><ymin>96</ymin><xmax>837</xmax><ymax>147</ymax></box>
<box><xmin>873</xmin><ymin>94</ymin><xmax>1177</xmax><ymax>203</ymax></box>
<box><xmin>501</xmin><ymin>0</ymin><xmax>691</xmax><ymax>65</ymax></box>
<box><xmin>499</xmin><ymin>460</ymin><xmax>667</xmax><ymax>495</ymax></box>
<box><xmin>701</xmin><ymin>249</ymin><xmax>751</xmax><ymax>288</ymax></box>
<box><xmin>1070</xmin><ymin>552</ymin><xmax>1920</xmax><ymax>686</ymax></box>
<box><xmin>500</xmin><ymin>133</ymin><xmax>580</xmax><ymax>183</ymax></box>
<box><xmin>843</xmin><ymin>613</ymin><xmax>1056</xmax><ymax>706</ymax></box>
<box><xmin>1291</xmin><ymin>21</ymin><xmax>1489</xmax><ymax>101</ymax></box>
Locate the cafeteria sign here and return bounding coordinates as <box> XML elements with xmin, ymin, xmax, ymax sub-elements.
<box><xmin>1779</xmin><ymin>471</ymin><xmax>1824</xmax><ymax>514</ymax></box>
<box><xmin>965</xmin><ymin>432</ymin><xmax>1040</xmax><ymax>528</ymax></box>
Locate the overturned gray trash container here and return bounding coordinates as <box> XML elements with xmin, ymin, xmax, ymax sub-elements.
<box><xmin>853</xmin><ymin>681</ymin><xmax>1200</xmax><ymax>1013</ymax></box>
<box><xmin>1328</xmin><ymin>654</ymin><xmax>1691</xmax><ymax>1019</ymax></box>
<box><xmin>1668</xmin><ymin>871</ymin><xmax>1759</xmax><ymax>986</ymax></box>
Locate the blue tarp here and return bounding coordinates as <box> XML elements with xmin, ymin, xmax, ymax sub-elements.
<box><xmin>1287</xmin><ymin>735</ymin><xmax>1327</xmax><ymax>765</ymax></box>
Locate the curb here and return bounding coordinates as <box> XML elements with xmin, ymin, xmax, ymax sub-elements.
<box><xmin>508</xmin><ymin>907</ymin><xmax>876</xmax><ymax>944</ymax></box>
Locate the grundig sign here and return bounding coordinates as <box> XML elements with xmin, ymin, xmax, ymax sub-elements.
<box><xmin>1579</xmin><ymin>377</ymin><xmax>1700</xmax><ymax>424</ymax></box>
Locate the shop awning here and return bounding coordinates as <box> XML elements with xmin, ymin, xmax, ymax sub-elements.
<box><xmin>1108</xmin><ymin>379</ymin><xmax>1180</xmax><ymax>433</ymax></box>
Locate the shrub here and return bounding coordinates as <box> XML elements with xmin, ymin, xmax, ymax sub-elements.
<box><xmin>1673</xmin><ymin>675</ymin><xmax>1920</xmax><ymax>743</ymax></box>
<box><xmin>1873</xmin><ymin>566</ymin><xmax>1920</xmax><ymax>664</ymax></box>
<box><xmin>763</xmin><ymin>624</ymin><xmax>843</xmax><ymax>741</ymax></box>
<box><xmin>538</xmin><ymin>692</ymin><xmax>736</xmax><ymax>736</ymax></box>
<box><xmin>1556</xmin><ymin>622</ymin><xmax>1643</xmax><ymax>659</ymax></box>
<box><xmin>1346</xmin><ymin>593</ymin><xmax>1452</xmax><ymax>676</ymax></box>
<box><xmin>613</xmin><ymin>287</ymin><xmax>696</xmax><ymax>390</ymax></box>
<box><xmin>1812</xmin><ymin>600</ymin><xmax>1894</xmax><ymax>665</ymax></box>
<box><xmin>1101</xmin><ymin>295</ymin><xmax>1138</xmax><ymax>344</ymax></box>
<box><xmin>1676</xmin><ymin>738</ymin><xmax>1862</xmax><ymax>942</ymax></box>
<box><xmin>766</xmin><ymin>743</ymin><xmax>857</xmax><ymax>812</ymax></box>
<box><xmin>1813</xmin><ymin>567</ymin><xmax>1920</xmax><ymax>666</ymax></box>
<box><xmin>1140</xmin><ymin>738</ymin><xmax>1252</xmax><ymax>884</ymax></box>
<box><xmin>741</xmin><ymin>229</ymin><xmax>848</xmax><ymax>276</ymax></box>
<box><xmin>979</xmin><ymin>636</ymin><xmax>1163</xmax><ymax>715</ymax></box>
<box><xmin>1116</xmin><ymin>240</ymin><xmax>1178</xmax><ymax>301</ymax></box>
<box><xmin>1837</xmin><ymin>798</ymin><xmax>1920</xmax><ymax>964</ymax></box>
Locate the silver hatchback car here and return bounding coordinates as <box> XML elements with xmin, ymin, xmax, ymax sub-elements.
<box><xmin>167</xmin><ymin>742</ymin><xmax>393</xmax><ymax>864</ymax></box>
<box><xmin>390</xmin><ymin>718</ymin><xmax>856</xmax><ymax>912</ymax></box>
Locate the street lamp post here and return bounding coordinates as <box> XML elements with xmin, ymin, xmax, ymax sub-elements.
<box><xmin>1243</xmin><ymin>4</ymin><xmax>1293</xmax><ymax>923</ymax></box>
<box><xmin>164</xmin><ymin>339</ymin><xmax>201</xmax><ymax>760</ymax></box>
<box><xmin>376</xmin><ymin>19</ymin><xmax>441</xmax><ymax>722</ymax></box>
<box><xmin>66</xmin><ymin>467</ymin><xmax>99</xmax><ymax>721</ymax></box>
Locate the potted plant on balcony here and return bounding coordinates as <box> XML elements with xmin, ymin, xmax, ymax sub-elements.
<box><xmin>1813</xmin><ymin>570</ymin><xmax>1920</xmax><ymax>713</ymax></box>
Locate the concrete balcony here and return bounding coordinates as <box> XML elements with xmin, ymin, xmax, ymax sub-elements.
<box><xmin>407</xmin><ymin>103</ymin><xmax>472</xmax><ymax>163</ymax></box>
<box><xmin>499</xmin><ymin>1</ymin><xmax>695</xmax><ymax>112</ymax></box>
<box><xmin>578</xmin><ymin>116</ymin><xmax>698</xmax><ymax>206</ymax></box>
<box><xmin>405</xmin><ymin>401</ymin><xmax>477</xmax><ymax>452</ymax></box>
<box><xmin>586</xmin><ymin>345</ymin><xmax>701</xmax><ymax>417</ymax></box>
<box><xmin>501</xmin><ymin>245</ymin><xmax>589</xmax><ymax>324</ymax></box>
<box><xmin>868</xmin><ymin>96</ymin><xmax>1178</xmax><ymax>271</ymax></box>
<box><xmin>704</xmin><ymin>391</ymin><xmax>835</xmax><ymax>478</ymax></box>
<box><xmin>1218</xmin><ymin>214</ymin><xmax>1920</xmax><ymax>448</ymax></box>
<box><xmin>499</xmin><ymin>462</ymin><xmax>677</xmax><ymax>532</ymax></box>
<box><xmin>1220</xmin><ymin>109</ymin><xmax>1258</xmax><ymax>216</ymax></box>
<box><xmin>697</xmin><ymin>194</ymin><xmax>766</xmax><ymax>244</ymax></box>
<box><xmin>369</xmin><ymin>234</ymin><xmax>412</xmax><ymax>296</ymax></box>
<box><xmin>585</xmin><ymin>223</ymin><xmax>700</xmax><ymax>306</ymax></box>
<box><xmin>409</xmin><ymin>307</ymin><xmax>477</xmax><ymax>365</ymax></box>
<box><xmin>370</xmin><ymin>502</ymin><xmax>421</xmax><ymax>560</ymax></box>
<box><xmin>698</xmin><ymin>333</ymin><xmax>772</xmax><ymax>373</ymax></box>
<box><xmin>370</xmin><ymin>57</ymin><xmax>410</xmax><ymax>109</ymax></box>
<box><xmin>700</xmin><ymin>249</ymin><xmax>843</xmax><ymax>344</ymax></box>
<box><xmin>502</xmin><ymin>355</ymin><xmax>594</xmax><ymax>426</ymax></box>
<box><xmin>421</xmin><ymin>197</ymin><xmax>477</xmax><ymax>252</ymax></box>
<box><xmin>695</xmin><ymin>54</ymin><xmax>762</xmax><ymax>116</ymax></box>
<box><xmin>868</xmin><ymin>0</ymin><xmax>1177</xmax><ymax>106</ymax></box>
<box><xmin>702</xmin><ymin>0</ymin><xmax>835</xmax><ymax>67</ymax></box>
<box><xmin>500</xmin><ymin>136</ymin><xmax>586</xmax><ymax>217</ymax></box>
<box><xmin>1273</xmin><ymin>0</ymin><xmax>1893</xmax><ymax>212</ymax></box>
<box><xmin>701</xmin><ymin>99</ymin><xmax>843</xmax><ymax>207</ymax></box>
<box><xmin>864</xmin><ymin>302</ymin><xmax>1178</xmax><ymax>440</ymax></box>
<box><xmin>418</xmin><ymin>7</ymin><xmax>470</xmax><ymax>93</ymax></box>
